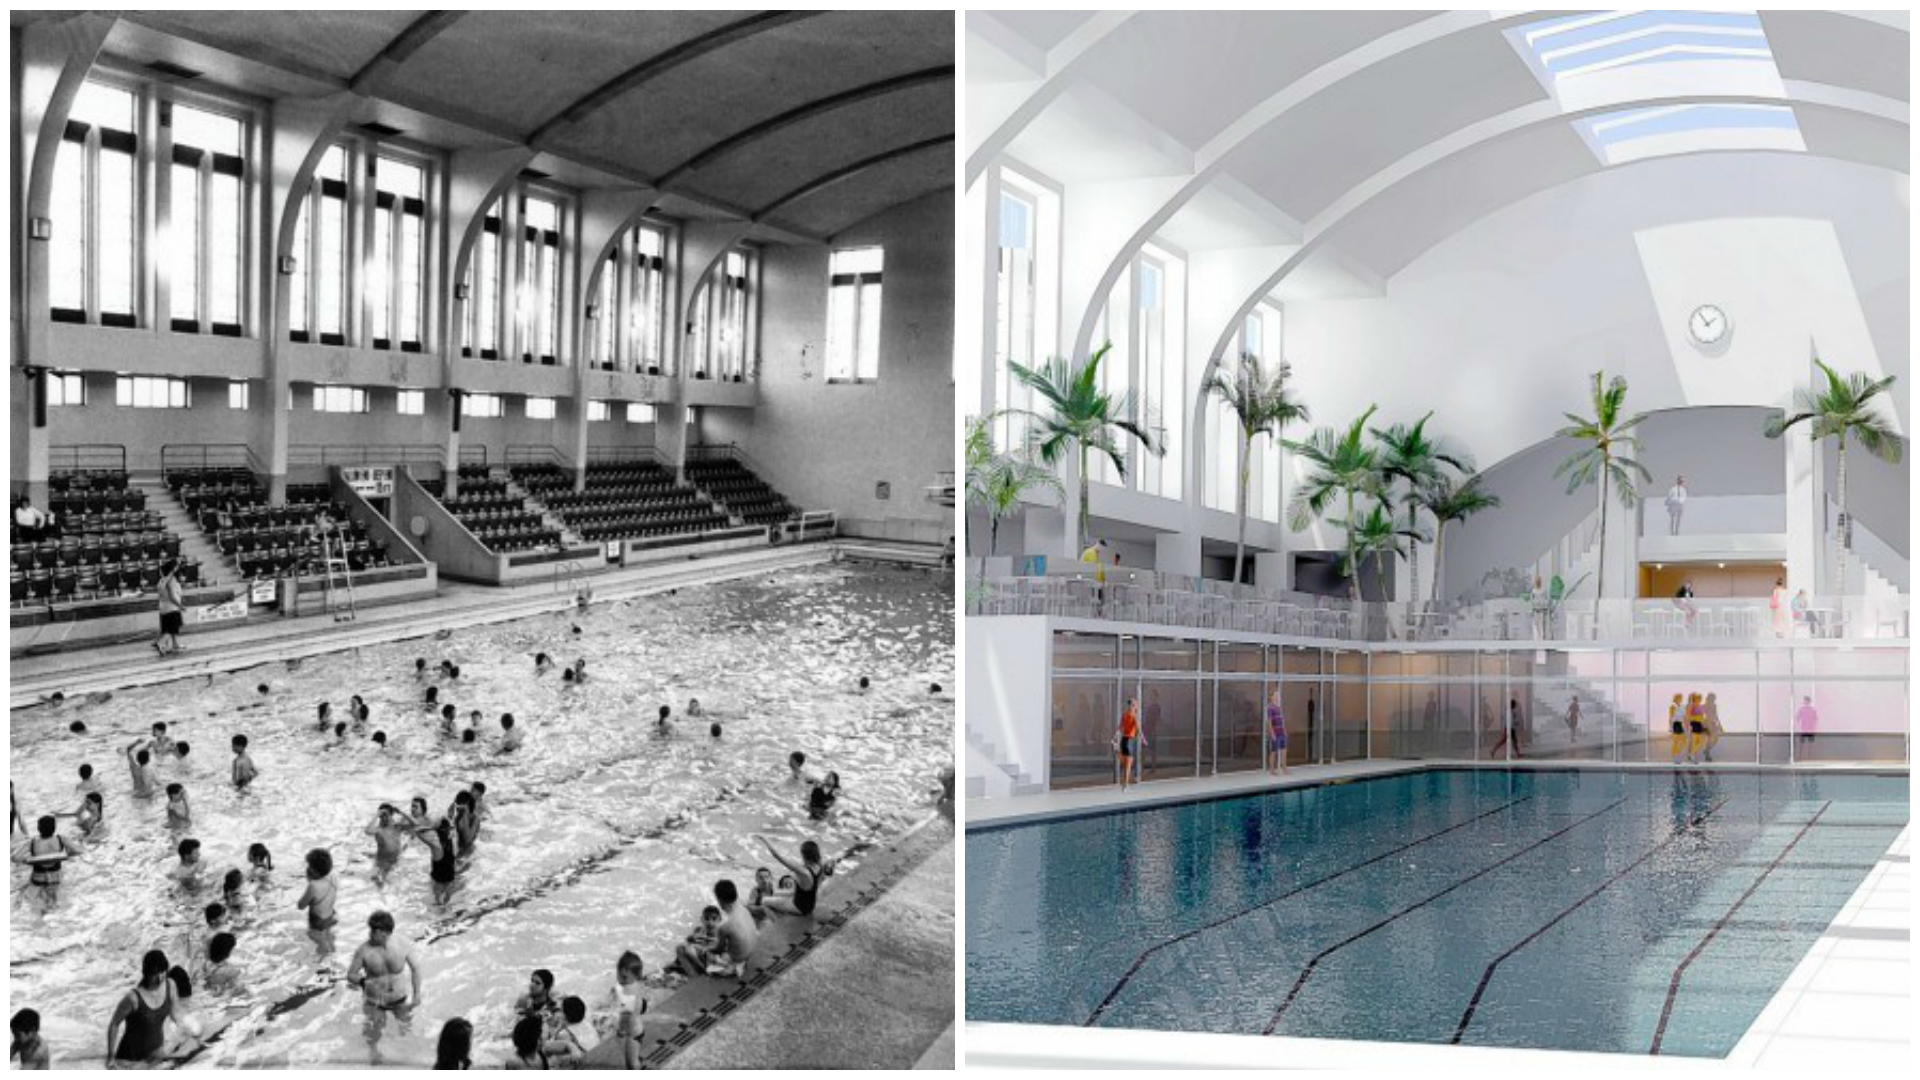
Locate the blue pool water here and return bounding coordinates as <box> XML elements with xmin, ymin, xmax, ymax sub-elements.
<box><xmin>966</xmin><ymin>769</ymin><xmax>1908</xmax><ymax>1057</ymax></box>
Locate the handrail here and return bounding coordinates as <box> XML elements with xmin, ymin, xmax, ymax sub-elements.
<box><xmin>586</xmin><ymin>445</ymin><xmax>653</xmax><ymax>464</ymax></box>
<box><xmin>160</xmin><ymin>443</ymin><xmax>261</xmax><ymax>477</ymax></box>
<box><xmin>288</xmin><ymin>444</ymin><xmax>443</xmax><ymax>467</ymax></box>
<box><xmin>48</xmin><ymin>444</ymin><xmax>127</xmax><ymax>474</ymax></box>
<box><xmin>457</xmin><ymin>444</ymin><xmax>489</xmax><ymax>467</ymax></box>
<box><xmin>506</xmin><ymin>444</ymin><xmax>566</xmax><ymax>466</ymax></box>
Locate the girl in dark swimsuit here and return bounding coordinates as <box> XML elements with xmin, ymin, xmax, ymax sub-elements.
<box><xmin>425</xmin><ymin>817</ymin><xmax>458</xmax><ymax>905</ymax></box>
<box><xmin>755</xmin><ymin>836</ymin><xmax>834</xmax><ymax>918</ymax></box>
<box><xmin>106</xmin><ymin>951</ymin><xmax>177</xmax><ymax>1064</ymax></box>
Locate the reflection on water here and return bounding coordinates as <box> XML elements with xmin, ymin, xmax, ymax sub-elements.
<box><xmin>10</xmin><ymin>562</ymin><xmax>953</xmax><ymax>1067</ymax></box>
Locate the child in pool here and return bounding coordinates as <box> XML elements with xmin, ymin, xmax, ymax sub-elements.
<box><xmin>500</xmin><ymin>714</ymin><xmax>523</xmax><ymax>752</ymax></box>
<box><xmin>248</xmin><ymin>843</ymin><xmax>274</xmax><ymax>881</ymax></box>
<box><xmin>316</xmin><ymin>702</ymin><xmax>333</xmax><ymax>731</ymax></box>
<box><xmin>747</xmin><ymin>867</ymin><xmax>777</xmax><ymax>923</ymax></box>
<box><xmin>203</xmin><ymin>933</ymin><xmax>239</xmax><ymax>994</ymax></box>
<box><xmin>170</xmin><ymin>838</ymin><xmax>206</xmax><ymax>890</ymax></box>
<box><xmin>9</xmin><ymin>1008</ymin><xmax>49</xmax><ymax>1070</ymax></box>
<box><xmin>76</xmin><ymin>763</ymin><xmax>99</xmax><ymax>796</ymax></box>
<box><xmin>165</xmin><ymin>784</ymin><xmax>191</xmax><ymax>830</ymax></box>
<box><xmin>297</xmin><ymin>848</ymin><xmax>338</xmax><ymax>957</ymax></box>
<box><xmin>221</xmin><ymin>869</ymin><xmax>246</xmax><ymax>916</ymax></box>
<box><xmin>230</xmin><ymin>735</ymin><xmax>257</xmax><ymax>790</ymax></box>
<box><xmin>595</xmin><ymin>951</ymin><xmax>648</xmax><ymax>1047</ymax></box>
<box><xmin>682</xmin><ymin>906</ymin><xmax>726</xmax><ymax>971</ymax></box>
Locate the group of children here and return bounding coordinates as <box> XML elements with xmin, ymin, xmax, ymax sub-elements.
<box><xmin>1666</xmin><ymin>691</ymin><xmax>1728</xmax><ymax>764</ymax></box>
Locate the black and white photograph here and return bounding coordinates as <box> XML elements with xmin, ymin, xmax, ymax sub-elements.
<box><xmin>9</xmin><ymin>9</ymin><xmax>955</xmax><ymax>1069</ymax></box>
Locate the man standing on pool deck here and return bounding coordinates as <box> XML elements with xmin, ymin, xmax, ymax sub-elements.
<box><xmin>1265</xmin><ymin>689</ymin><xmax>1288</xmax><ymax>776</ymax></box>
<box><xmin>346</xmin><ymin>910</ymin><xmax>421</xmax><ymax>1064</ymax></box>
<box><xmin>1115</xmin><ymin>698</ymin><xmax>1141</xmax><ymax>790</ymax></box>
<box><xmin>154</xmin><ymin>558</ymin><xmax>185</xmax><ymax>657</ymax></box>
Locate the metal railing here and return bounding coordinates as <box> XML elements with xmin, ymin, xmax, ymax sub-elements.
<box><xmin>160</xmin><ymin>443</ymin><xmax>262</xmax><ymax>478</ymax></box>
<box><xmin>586</xmin><ymin>445</ymin><xmax>653</xmax><ymax>464</ymax></box>
<box><xmin>48</xmin><ymin>444</ymin><xmax>127</xmax><ymax>475</ymax></box>
<box><xmin>505</xmin><ymin>445</ymin><xmax>566</xmax><ymax>467</ymax></box>
<box><xmin>457</xmin><ymin>444</ymin><xmax>489</xmax><ymax>467</ymax></box>
<box><xmin>970</xmin><ymin>569</ymin><xmax>1909</xmax><ymax>644</ymax></box>
<box><xmin>288</xmin><ymin>444</ymin><xmax>443</xmax><ymax>468</ymax></box>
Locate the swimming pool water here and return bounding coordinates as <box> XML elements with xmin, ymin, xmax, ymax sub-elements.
<box><xmin>966</xmin><ymin>768</ymin><xmax>1907</xmax><ymax>1057</ymax></box>
<box><xmin>10</xmin><ymin>561</ymin><xmax>953</xmax><ymax>1067</ymax></box>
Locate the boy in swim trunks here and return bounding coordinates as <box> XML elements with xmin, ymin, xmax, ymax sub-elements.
<box><xmin>165</xmin><ymin>784</ymin><xmax>192</xmax><ymax>830</ymax></box>
<box><xmin>170</xmin><ymin>838</ymin><xmax>206</xmax><ymax>891</ymax></box>
<box><xmin>126</xmin><ymin>741</ymin><xmax>158</xmax><ymax>798</ymax></box>
<box><xmin>346</xmin><ymin>910</ymin><xmax>421</xmax><ymax>1064</ymax></box>
<box><xmin>297</xmin><ymin>848</ymin><xmax>339</xmax><ymax>958</ymax></box>
<box><xmin>231</xmin><ymin>735</ymin><xmax>258</xmax><ymax>790</ymax></box>
<box><xmin>366</xmin><ymin>805</ymin><xmax>410</xmax><ymax>886</ymax></box>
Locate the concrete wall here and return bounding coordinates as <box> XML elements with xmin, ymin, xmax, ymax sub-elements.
<box><xmin>704</xmin><ymin>189</ymin><xmax>955</xmax><ymax>545</ymax></box>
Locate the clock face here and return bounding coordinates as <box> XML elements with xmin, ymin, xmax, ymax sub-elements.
<box><xmin>1688</xmin><ymin>304</ymin><xmax>1728</xmax><ymax>346</ymax></box>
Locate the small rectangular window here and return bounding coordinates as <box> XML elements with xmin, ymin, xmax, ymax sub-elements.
<box><xmin>627</xmin><ymin>403</ymin><xmax>654</xmax><ymax>424</ymax></box>
<box><xmin>47</xmin><ymin>373</ymin><xmax>86</xmax><ymax>407</ymax></box>
<box><xmin>396</xmin><ymin>389</ymin><xmax>425</xmax><ymax>415</ymax></box>
<box><xmin>587</xmin><ymin>400</ymin><xmax>610</xmax><ymax>423</ymax></box>
<box><xmin>313</xmin><ymin>384</ymin><xmax>368</xmax><ymax>413</ymax></box>
<box><xmin>115</xmin><ymin>376</ymin><xmax>190</xmax><ymax>409</ymax></box>
<box><xmin>228</xmin><ymin>380</ymin><xmax>249</xmax><ymax>410</ymax></box>
<box><xmin>525</xmin><ymin>396</ymin><xmax>556</xmax><ymax>420</ymax></box>
<box><xmin>462</xmin><ymin>393</ymin><xmax>503</xmax><ymax>419</ymax></box>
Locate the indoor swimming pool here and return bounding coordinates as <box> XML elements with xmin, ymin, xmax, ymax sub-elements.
<box><xmin>9</xmin><ymin>562</ymin><xmax>953</xmax><ymax>1067</ymax></box>
<box><xmin>966</xmin><ymin>768</ymin><xmax>1908</xmax><ymax>1057</ymax></box>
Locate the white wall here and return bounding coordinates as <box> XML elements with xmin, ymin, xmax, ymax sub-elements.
<box><xmin>965</xmin><ymin>616</ymin><xmax>1052</xmax><ymax>791</ymax></box>
<box><xmin>1282</xmin><ymin>153</ymin><xmax>1909</xmax><ymax>472</ymax></box>
<box><xmin>705</xmin><ymin>189</ymin><xmax>955</xmax><ymax>544</ymax></box>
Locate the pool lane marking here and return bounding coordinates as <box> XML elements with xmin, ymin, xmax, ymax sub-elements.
<box><xmin>1261</xmin><ymin>795</ymin><xmax>1632</xmax><ymax>1036</ymax></box>
<box><xmin>1648</xmin><ymin>800</ymin><xmax>1833</xmax><ymax>1056</ymax></box>
<box><xmin>1451</xmin><ymin>795</ymin><xmax>1734</xmax><ymax>1043</ymax></box>
<box><xmin>1081</xmin><ymin>794</ymin><xmax>1537</xmax><ymax>1027</ymax></box>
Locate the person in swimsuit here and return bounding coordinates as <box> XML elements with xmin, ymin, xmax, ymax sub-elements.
<box><xmin>655</xmin><ymin>705</ymin><xmax>674</xmax><ymax>738</ymax></box>
<box><xmin>297</xmin><ymin>848</ymin><xmax>339</xmax><ymax>957</ymax></box>
<box><xmin>106</xmin><ymin>950</ymin><xmax>181</xmax><ymax>1065</ymax></box>
<box><xmin>673</xmin><ymin>880</ymin><xmax>757</xmax><ymax>977</ymax></box>
<box><xmin>421</xmin><ymin>816</ymin><xmax>458</xmax><ymax>906</ymax></box>
<box><xmin>10</xmin><ymin>1008</ymin><xmax>49</xmax><ymax>1070</ymax></box>
<box><xmin>596</xmin><ymin>951</ymin><xmax>648</xmax><ymax>1067</ymax></box>
<box><xmin>230</xmin><ymin>735</ymin><xmax>257</xmax><ymax>791</ymax></box>
<box><xmin>154</xmin><ymin>558</ymin><xmax>185</xmax><ymax>656</ymax></box>
<box><xmin>346</xmin><ymin>910</ymin><xmax>422</xmax><ymax>1064</ymax></box>
<box><xmin>149</xmin><ymin>722</ymin><xmax>176</xmax><ymax>759</ymax></box>
<box><xmin>247</xmin><ymin>843</ymin><xmax>274</xmax><ymax>881</ymax></box>
<box><xmin>504</xmin><ymin>1014</ymin><xmax>548</xmax><ymax>1070</ymax></box>
<box><xmin>755</xmin><ymin>836</ymin><xmax>833</xmax><ymax>919</ymax></box>
<box><xmin>434</xmin><ymin>1017</ymin><xmax>474</xmax><ymax>1070</ymax></box>
<box><xmin>807</xmin><ymin>772</ymin><xmax>840</xmax><ymax>820</ymax></box>
<box><xmin>76</xmin><ymin>763</ymin><xmax>99</xmax><ymax>796</ymax></box>
<box><xmin>203</xmin><ymin>933</ymin><xmax>240</xmax><ymax>994</ymax></box>
<box><xmin>1684</xmin><ymin>693</ymin><xmax>1708</xmax><ymax>765</ymax></box>
<box><xmin>316</xmin><ymin>702</ymin><xmax>333</xmax><ymax>732</ymax></box>
<box><xmin>170</xmin><ymin>838</ymin><xmax>206</xmax><ymax>891</ymax></box>
<box><xmin>500</xmin><ymin>714</ymin><xmax>523</xmax><ymax>753</ymax></box>
<box><xmin>1265</xmin><ymin>689</ymin><xmax>1288</xmax><ymax>776</ymax></box>
<box><xmin>1115</xmin><ymin>698</ymin><xmax>1141</xmax><ymax>791</ymax></box>
<box><xmin>452</xmin><ymin>793</ymin><xmax>481</xmax><ymax>856</ymax></box>
<box><xmin>19</xmin><ymin>816</ymin><xmax>75</xmax><ymax>907</ymax></box>
<box><xmin>367</xmin><ymin>805</ymin><xmax>411</xmax><ymax>886</ymax></box>
<box><xmin>746</xmin><ymin>867</ymin><xmax>777</xmax><ymax>924</ymax></box>
<box><xmin>164</xmin><ymin>784</ymin><xmax>191</xmax><ymax>830</ymax></box>
<box><xmin>515</xmin><ymin>969</ymin><xmax>560</xmax><ymax>1021</ymax></box>
<box><xmin>63</xmin><ymin>792</ymin><xmax>105</xmax><ymax>838</ymax></box>
<box><xmin>787</xmin><ymin>751</ymin><xmax>815</xmax><ymax>785</ymax></box>
<box><xmin>126</xmin><ymin>741</ymin><xmax>158</xmax><ymax>799</ymax></box>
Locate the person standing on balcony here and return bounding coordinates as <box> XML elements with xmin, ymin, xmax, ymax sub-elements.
<box><xmin>1674</xmin><ymin>579</ymin><xmax>1698</xmax><ymax>631</ymax></box>
<box><xmin>1665</xmin><ymin>476</ymin><xmax>1688</xmax><ymax>535</ymax></box>
<box><xmin>1770</xmin><ymin>577</ymin><xmax>1790</xmax><ymax>638</ymax></box>
<box><xmin>1080</xmin><ymin>539</ymin><xmax>1110</xmax><ymax>617</ymax></box>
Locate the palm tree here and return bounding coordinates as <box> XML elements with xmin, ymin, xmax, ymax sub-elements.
<box><xmin>1334</xmin><ymin>503</ymin><xmax>1421</xmax><ymax>602</ymax></box>
<box><xmin>1006</xmin><ymin>342</ymin><xmax>1163</xmax><ymax>554</ymax></box>
<box><xmin>964</xmin><ymin>414</ymin><xmax>1064</xmax><ymax>580</ymax></box>
<box><xmin>1285</xmin><ymin>406</ymin><xmax>1382</xmax><ymax>603</ymax></box>
<box><xmin>1553</xmin><ymin>371</ymin><xmax>1651</xmax><ymax>601</ymax></box>
<box><xmin>1422</xmin><ymin>473</ymin><xmax>1501</xmax><ymax>603</ymax></box>
<box><xmin>1200</xmin><ymin>352</ymin><xmax>1310</xmax><ymax>588</ymax></box>
<box><xmin>1372</xmin><ymin>412</ymin><xmax>1469</xmax><ymax>607</ymax></box>
<box><xmin>1764</xmin><ymin>359</ymin><xmax>1902</xmax><ymax>592</ymax></box>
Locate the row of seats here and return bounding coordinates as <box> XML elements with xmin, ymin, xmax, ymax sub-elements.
<box><xmin>685</xmin><ymin>458</ymin><xmax>797</xmax><ymax>526</ymax></box>
<box><xmin>49</xmin><ymin>488</ymin><xmax>149</xmax><ymax>517</ymax></box>
<box><xmin>12</xmin><ymin>509</ymin><xmax>163</xmax><ymax>545</ymax></box>
<box><xmin>11</xmin><ymin>557</ymin><xmax>203</xmax><ymax>608</ymax></box>
<box><xmin>49</xmin><ymin>469</ymin><xmax>130</xmax><ymax>492</ymax></box>
<box><xmin>234</xmin><ymin>547</ymin><xmax>395</xmax><ymax>579</ymax></box>
<box><xmin>13</xmin><ymin>532</ymin><xmax>181</xmax><ymax>572</ymax></box>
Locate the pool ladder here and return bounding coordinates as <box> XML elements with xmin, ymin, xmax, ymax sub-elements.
<box><xmin>319</xmin><ymin>526</ymin><xmax>357</xmax><ymax>622</ymax></box>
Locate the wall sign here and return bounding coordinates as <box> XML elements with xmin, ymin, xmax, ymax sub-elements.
<box><xmin>342</xmin><ymin>466</ymin><xmax>395</xmax><ymax>497</ymax></box>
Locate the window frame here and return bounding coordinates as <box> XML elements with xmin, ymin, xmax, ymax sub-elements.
<box><xmin>312</xmin><ymin>384</ymin><xmax>369</xmax><ymax>414</ymax></box>
<box><xmin>368</xmin><ymin>150</ymin><xmax>430</xmax><ymax>353</ymax></box>
<box><xmin>161</xmin><ymin>95</ymin><xmax>249</xmax><ymax>337</ymax></box>
<box><xmin>395</xmin><ymin>389</ymin><xmax>425</xmax><ymax>416</ymax></box>
<box><xmin>50</xmin><ymin>75</ymin><xmax>143</xmax><ymax>329</ymax></box>
<box><xmin>47</xmin><ymin>373</ymin><xmax>87</xmax><ymax>408</ymax></box>
<box><xmin>115</xmin><ymin>375</ymin><xmax>190</xmax><ymax>409</ymax></box>
<box><xmin>826</xmin><ymin>246</ymin><xmax>884</xmax><ymax>383</ymax></box>
<box><xmin>525</xmin><ymin>396</ymin><xmax>557</xmax><ymax>421</ymax></box>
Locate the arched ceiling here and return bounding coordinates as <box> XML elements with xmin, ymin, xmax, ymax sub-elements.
<box><xmin>60</xmin><ymin>10</ymin><xmax>954</xmax><ymax>241</ymax></box>
<box><xmin>968</xmin><ymin>10</ymin><xmax>1909</xmax><ymax>289</ymax></box>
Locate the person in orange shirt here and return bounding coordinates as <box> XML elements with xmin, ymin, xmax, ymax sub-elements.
<box><xmin>1115</xmin><ymin>698</ymin><xmax>1141</xmax><ymax>791</ymax></box>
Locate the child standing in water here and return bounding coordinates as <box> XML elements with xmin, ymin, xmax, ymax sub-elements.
<box><xmin>297</xmin><ymin>848</ymin><xmax>339</xmax><ymax>958</ymax></box>
<box><xmin>230</xmin><ymin>735</ymin><xmax>258</xmax><ymax>790</ymax></box>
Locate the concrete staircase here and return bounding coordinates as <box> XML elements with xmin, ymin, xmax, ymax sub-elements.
<box><xmin>135</xmin><ymin>479</ymin><xmax>239</xmax><ymax>588</ymax></box>
<box><xmin>965</xmin><ymin>726</ymin><xmax>1043</xmax><ymax>797</ymax></box>
<box><xmin>507</xmin><ymin>478</ymin><xmax>584</xmax><ymax>547</ymax></box>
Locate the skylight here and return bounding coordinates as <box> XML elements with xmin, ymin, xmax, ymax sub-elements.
<box><xmin>1507</xmin><ymin>10</ymin><xmax>1804</xmax><ymax>165</ymax></box>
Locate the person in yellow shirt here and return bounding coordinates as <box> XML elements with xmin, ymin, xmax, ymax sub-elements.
<box><xmin>1080</xmin><ymin>539</ymin><xmax>1109</xmax><ymax>615</ymax></box>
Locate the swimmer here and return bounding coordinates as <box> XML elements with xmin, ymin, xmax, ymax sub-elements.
<box><xmin>500</xmin><ymin>714</ymin><xmax>523</xmax><ymax>752</ymax></box>
<box><xmin>172</xmin><ymin>741</ymin><xmax>191</xmax><ymax>768</ymax></box>
<box><xmin>126</xmin><ymin>740</ymin><xmax>158</xmax><ymax>798</ymax></box>
<box><xmin>656</xmin><ymin>705</ymin><xmax>673</xmax><ymax>736</ymax></box>
<box><xmin>247</xmin><ymin>843</ymin><xmax>274</xmax><ymax>880</ymax></box>
<box><xmin>808</xmin><ymin>771</ymin><xmax>841</xmax><ymax>820</ymax></box>
<box><xmin>62</xmin><ymin>792</ymin><xmax>105</xmax><ymax>837</ymax></box>
<box><xmin>452</xmin><ymin>792</ymin><xmax>481</xmax><ymax>854</ymax></box>
<box><xmin>440</xmin><ymin>704</ymin><xmax>458</xmax><ymax>735</ymax></box>
<box><xmin>372</xmin><ymin>731</ymin><xmax>388</xmax><ymax>750</ymax></box>
<box><xmin>776</xmin><ymin>874</ymin><xmax>796</xmax><ymax>898</ymax></box>
<box><xmin>930</xmin><ymin>682</ymin><xmax>944</xmax><ymax>695</ymax></box>
<box><xmin>317</xmin><ymin>702</ymin><xmax>333</xmax><ymax>731</ymax></box>
<box><xmin>230</xmin><ymin>734</ymin><xmax>257</xmax><ymax>790</ymax></box>
<box><xmin>687</xmin><ymin>698</ymin><xmax>705</xmax><ymax>718</ymax></box>
<box><xmin>346</xmin><ymin>910</ymin><xmax>421</xmax><ymax>1064</ymax></box>
<box><xmin>18</xmin><ymin>816</ymin><xmax>75</xmax><ymax>907</ymax></box>
<box><xmin>857</xmin><ymin>676</ymin><xmax>871</xmax><ymax>694</ymax></box>
<box><xmin>449</xmin><ymin>663</ymin><xmax>461</xmax><ymax>680</ymax></box>
<box><xmin>747</xmin><ymin>866</ymin><xmax>777</xmax><ymax>923</ymax></box>
<box><xmin>787</xmin><ymin>750</ymin><xmax>816</xmax><ymax>784</ymax></box>
<box><xmin>460</xmin><ymin>729</ymin><xmax>477</xmax><ymax>746</ymax></box>
<box><xmin>10</xmin><ymin>1008</ymin><xmax>49</xmax><ymax>1070</ymax></box>
<box><xmin>423</xmin><ymin>686</ymin><xmax>440</xmax><ymax>709</ymax></box>
<box><xmin>597</xmin><ymin>951</ymin><xmax>648</xmax><ymax>1062</ymax></box>
<box><xmin>221</xmin><ymin>869</ymin><xmax>246</xmax><ymax>915</ymax></box>
<box><xmin>468</xmin><ymin>782</ymin><xmax>489</xmax><ymax>820</ymax></box>
<box><xmin>106</xmin><ymin>950</ymin><xmax>184</xmax><ymax>1065</ymax></box>
<box><xmin>435</xmin><ymin>1018</ymin><xmax>473</xmax><ymax>1070</ymax></box>
<box><xmin>76</xmin><ymin>763</ymin><xmax>99</xmax><ymax>796</ymax></box>
<box><xmin>149</xmin><ymin>722</ymin><xmax>175</xmax><ymax>758</ymax></box>
<box><xmin>547</xmin><ymin>996</ymin><xmax>596</xmax><ymax>1065</ymax></box>
<box><xmin>710</xmin><ymin>722</ymin><xmax>723</xmax><ymax>739</ymax></box>
<box><xmin>516</xmin><ymin>969</ymin><xmax>559</xmax><ymax>1019</ymax></box>
<box><xmin>332</xmin><ymin>721</ymin><xmax>349</xmax><ymax>744</ymax></box>
<box><xmin>256</xmin><ymin>683</ymin><xmax>270</xmax><ymax>696</ymax></box>
<box><xmin>562</xmin><ymin>667</ymin><xmax>577</xmax><ymax>684</ymax></box>
<box><xmin>297</xmin><ymin>848</ymin><xmax>339</xmax><ymax>957</ymax></box>
<box><xmin>367</xmin><ymin>805</ymin><xmax>412</xmax><ymax>885</ymax></box>
<box><xmin>416</xmin><ymin>815</ymin><xmax>458</xmax><ymax>905</ymax></box>
<box><xmin>352</xmin><ymin>695</ymin><xmax>370</xmax><ymax>724</ymax></box>
<box><xmin>203</xmin><ymin>933</ymin><xmax>239</xmax><ymax>994</ymax></box>
<box><xmin>572</xmin><ymin>659</ymin><xmax>587</xmax><ymax>682</ymax></box>
<box><xmin>755</xmin><ymin>836</ymin><xmax>834</xmax><ymax>918</ymax></box>
<box><xmin>68</xmin><ymin>720</ymin><xmax>86</xmax><ymax>734</ymax></box>
<box><xmin>171</xmin><ymin>838</ymin><xmax>206</xmax><ymax>890</ymax></box>
<box><xmin>165</xmin><ymin>783</ymin><xmax>192</xmax><ymax>830</ymax></box>
<box><xmin>415</xmin><ymin>658</ymin><xmax>428</xmax><ymax>681</ymax></box>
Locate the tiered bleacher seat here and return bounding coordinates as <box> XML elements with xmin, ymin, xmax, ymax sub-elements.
<box><xmin>684</xmin><ymin>457</ymin><xmax>797</xmax><ymax>527</ymax></box>
<box><xmin>11</xmin><ymin>470</ymin><xmax>196</xmax><ymax>606</ymax></box>
<box><xmin>169</xmin><ymin>469</ymin><xmax>396</xmax><ymax>580</ymax></box>
<box><xmin>511</xmin><ymin>462</ymin><xmax>728</xmax><ymax>542</ymax></box>
<box><xmin>428</xmin><ymin>470</ymin><xmax>560</xmax><ymax>553</ymax></box>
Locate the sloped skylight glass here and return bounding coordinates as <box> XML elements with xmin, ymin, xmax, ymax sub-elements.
<box><xmin>1508</xmin><ymin>10</ymin><xmax>1804</xmax><ymax>164</ymax></box>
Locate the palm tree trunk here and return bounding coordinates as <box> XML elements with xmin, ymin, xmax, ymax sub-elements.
<box><xmin>1835</xmin><ymin>434</ymin><xmax>1849</xmax><ymax>594</ymax></box>
<box><xmin>1346</xmin><ymin>489</ymin><xmax>1360</xmax><ymax>604</ymax></box>
<box><xmin>1232</xmin><ymin>428</ymin><xmax>1250</xmax><ymax>587</ymax></box>
<box><xmin>1595</xmin><ymin>463</ymin><xmax>1610</xmax><ymax>638</ymax></box>
<box><xmin>1406</xmin><ymin>502</ymin><xmax>1421</xmax><ymax>609</ymax></box>
<box><xmin>1431</xmin><ymin>522</ymin><xmax>1446</xmax><ymax>604</ymax></box>
<box><xmin>983</xmin><ymin>514</ymin><xmax>998</xmax><ymax>582</ymax></box>
<box><xmin>1077</xmin><ymin>444</ymin><xmax>1091</xmax><ymax>555</ymax></box>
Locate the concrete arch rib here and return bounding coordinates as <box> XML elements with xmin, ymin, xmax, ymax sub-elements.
<box><xmin>964</xmin><ymin>10</ymin><xmax>1140</xmax><ymax>188</ymax></box>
